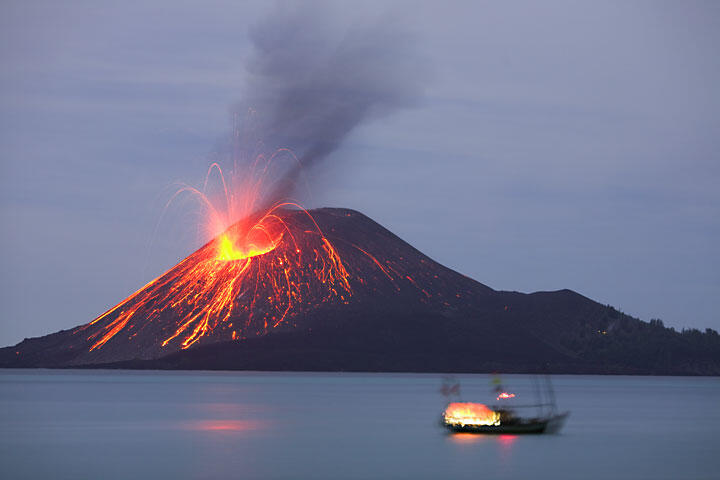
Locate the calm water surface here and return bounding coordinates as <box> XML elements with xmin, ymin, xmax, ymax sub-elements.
<box><xmin>1</xmin><ymin>370</ymin><xmax>718</xmax><ymax>479</ymax></box>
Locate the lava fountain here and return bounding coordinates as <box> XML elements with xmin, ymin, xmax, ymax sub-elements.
<box><xmin>76</xmin><ymin>152</ymin><xmax>352</xmax><ymax>355</ymax></box>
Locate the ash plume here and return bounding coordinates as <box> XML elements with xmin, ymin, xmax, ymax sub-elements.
<box><xmin>237</xmin><ymin>1</ymin><xmax>428</xmax><ymax>204</ymax></box>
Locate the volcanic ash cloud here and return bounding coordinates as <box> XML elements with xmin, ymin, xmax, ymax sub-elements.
<box><xmin>236</xmin><ymin>1</ymin><xmax>429</xmax><ymax>203</ymax></box>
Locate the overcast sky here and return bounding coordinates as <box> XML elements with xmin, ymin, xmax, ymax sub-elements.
<box><xmin>1</xmin><ymin>0</ymin><xmax>718</xmax><ymax>346</ymax></box>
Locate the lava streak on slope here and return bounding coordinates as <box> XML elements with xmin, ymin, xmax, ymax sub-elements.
<box><xmin>78</xmin><ymin>205</ymin><xmax>352</xmax><ymax>354</ymax></box>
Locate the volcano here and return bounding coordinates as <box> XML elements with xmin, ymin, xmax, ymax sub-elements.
<box><xmin>2</xmin><ymin>208</ymin><xmax>719</xmax><ymax>374</ymax></box>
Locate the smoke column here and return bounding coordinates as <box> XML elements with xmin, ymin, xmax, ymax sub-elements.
<box><xmin>236</xmin><ymin>1</ymin><xmax>428</xmax><ymax>206</ymax></box>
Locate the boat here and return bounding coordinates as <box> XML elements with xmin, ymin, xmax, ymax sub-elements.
<box><xmin>443</xmin><ymin>404</ymin><xmax>569</xmax><ymax>434</ymax></box>
<box><xmin>440</xmin><ymin>375</ymin><xmax>569</xmax><ymax>435</ymax></box>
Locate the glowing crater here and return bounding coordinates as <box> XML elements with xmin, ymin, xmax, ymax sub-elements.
<box><xmin>216</xmin><ymin>234</ymin><xmax>278</xmax><ymax>261</ymax></box>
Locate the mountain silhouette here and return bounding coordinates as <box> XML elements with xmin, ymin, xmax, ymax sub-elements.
<box><xmin>2</xmin><ymin>208</ymin><xmax>718</xmax><ymax>374</ymax></box>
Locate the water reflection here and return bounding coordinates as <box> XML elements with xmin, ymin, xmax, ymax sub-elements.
<box><xmin>447</xmin><ymin>431</ymin><xmax>519</xmax><ymax>464</ymax></box>
<box><xmin>498</xmin><ymin>434</ymin><xmax>518</xmax><ymax>447</ymax></box>
<box><xmin>497</xmin><ymin>434</ymin><xmax>518</xmax><ymax>464</ymax></box>
<box><xmin>182</xmin><ymin>399</ymin><xmax>268</xmax><ymax>433</ymax></box>
<box><xmin>447</xmin><ymin>432</ymin><xmax>490</xmax><ymax>445</ymax></box>
<box><xmin>448</xmin><ymin>432</ymin><xmax>518</xmax><ymax>448</ymax></box>
<box><xmin>184</xmin><ymin>419</ymin><xmax>264</xmax><ymax>432</ymax></box>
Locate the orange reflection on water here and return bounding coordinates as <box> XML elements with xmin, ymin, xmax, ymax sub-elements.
<box><xmin>184</xmin><ymin>419</ymin><xmax>264</xmax><ymax>432</ymax></box>
<box><xmin>448</xmin><ymin>432</ymin><xmax>489</xmax><ymax>445</ymax></box>
<box><xmin>448</xmin><ymin>432</ymin><xmax>519</xmax><ymax>450</ymax></box>
<box><xmin>498</xmin><ymin>434</ymin><xmax>518</xmax><ymax>447</ymax></box>
<box><xmin>497</xmin><ymin>434</ymin><xmax>518</xmax><ymax>464</ymax></box>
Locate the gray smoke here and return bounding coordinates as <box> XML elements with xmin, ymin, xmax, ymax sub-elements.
<box><xmin>237</xmin><ymin>1</ymin><xmax>428</xmax><ymax>203</ymax></box>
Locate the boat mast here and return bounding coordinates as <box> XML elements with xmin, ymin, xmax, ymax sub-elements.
<box><xmin>544</xmin><ymin>373</ymin><xmax>557</xmax><ymax>415</ymax></box>
<box><xmin>531</xmin><ymin>375</ymin><xmax>543</xmax><ymax>416</ymax></box>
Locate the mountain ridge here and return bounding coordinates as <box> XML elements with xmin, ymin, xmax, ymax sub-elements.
<box><xmin>2</xmin><ymin>207</ymin><xmax>719</xmax><ymax>374</ymax></box>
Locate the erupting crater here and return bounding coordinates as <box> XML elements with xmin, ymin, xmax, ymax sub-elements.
<box><xmin>78</xmin><ymin>206</ymin><xmax>353</xmax><ymax>356</ymax></box>
<box><xmin>216</xmin><ymin>230</ymin><xmax>280</xmax><ymax>262</ymax></box>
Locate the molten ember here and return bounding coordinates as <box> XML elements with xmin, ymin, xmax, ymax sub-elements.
<box><xmin>497</xmin><ymin>392</ymin><xmax>516</xmax><ymax>400</ymax></box>
<box><xmin>443</xmin><ymin>402</ymin><xmax>501</xmax><ymax>427</ymax></box>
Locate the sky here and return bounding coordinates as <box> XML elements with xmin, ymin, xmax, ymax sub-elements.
<box><xmin>1</xmin><ymin>0</ymin><xmax>718</xmax><ymax>346</ymax></box>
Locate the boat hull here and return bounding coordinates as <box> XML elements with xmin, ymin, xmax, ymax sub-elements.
<box><xmin>445</xmin><ymin>412</ymin><xmax>569</xmax><ymax>435</ymax></box>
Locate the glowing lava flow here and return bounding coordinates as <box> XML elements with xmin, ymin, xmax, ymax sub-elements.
<box><xmin>77</xmin><ymin>155</ymin><xmax>353</xmax><ymax>354</ymax></box>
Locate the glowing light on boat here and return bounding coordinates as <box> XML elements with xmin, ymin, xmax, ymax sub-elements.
<box><xmin>443</xmin><ymin>402</ymin><xmax>501</xmax><ymax>427</ymax></box>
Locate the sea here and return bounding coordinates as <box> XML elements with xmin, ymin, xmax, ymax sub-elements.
<box><xmin>1</xmin><ymin>370</ymin><xmax>718</xmax><ymax>479</ymax></box>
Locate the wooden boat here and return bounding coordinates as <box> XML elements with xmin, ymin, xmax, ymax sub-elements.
<box><xmin>443</xmin><ymin>407</ymin><xmax>569</xmax><ymax>434</ymax></box>
<box><xmin>440</xmin><ymin>375</ymin><xmax>569</xmax><ymax>435</ymax></box>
